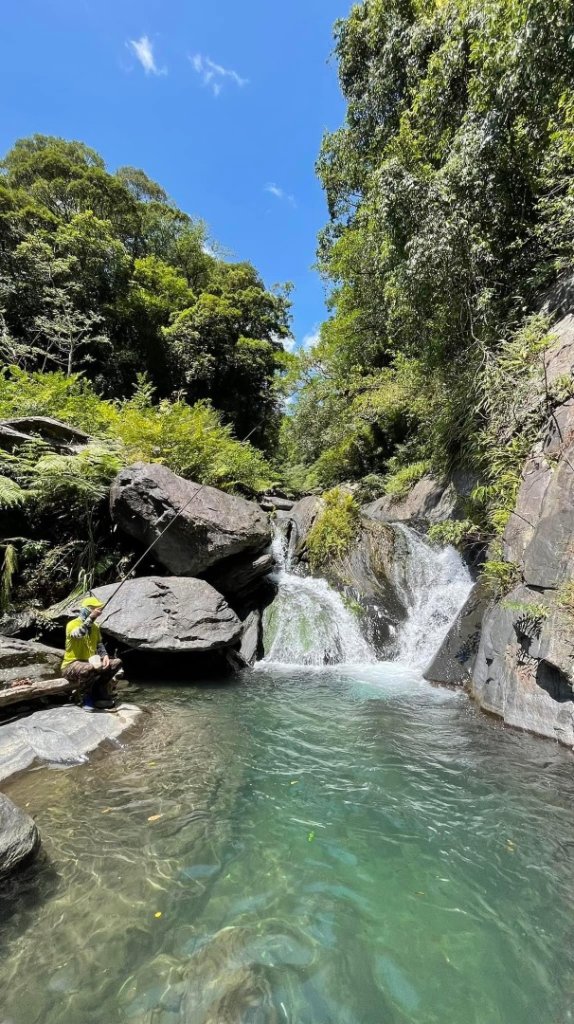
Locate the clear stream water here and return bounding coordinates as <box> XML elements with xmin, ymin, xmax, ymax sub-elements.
<box><xmin>1</xmin><ymin>532</ymin><xmax>574</xmax><ymax>1024</ymax></box>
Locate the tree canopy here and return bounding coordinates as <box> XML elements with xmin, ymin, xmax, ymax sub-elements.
<box><xmin>284</xmin><ymin>0</ymin><xmax>574</xmax><ymax>497</ymax></box>
<box><xmin>0</xmin><ymin>134</ymin><xmax>292</xmax><ymax>450</ymax></box>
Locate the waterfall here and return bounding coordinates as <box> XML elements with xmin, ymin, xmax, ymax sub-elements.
<box><xmin>391</xmin><ymin>524</ymin><xmax>473</xmax><ymax>671</ymax></box>
<box><xmin>259</xmin><ymin>526</ymin><xmax>375</xmax><ymax>667</ymax></box>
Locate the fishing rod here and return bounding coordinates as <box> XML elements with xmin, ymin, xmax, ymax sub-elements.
<box><xmin>100</xmin><ymin>420</ymin><xmax>263</xmax><ymax>613</ymax></box>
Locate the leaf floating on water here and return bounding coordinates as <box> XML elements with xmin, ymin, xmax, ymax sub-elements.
<box><xmin>148</xmin><ymin>814</ymin><xmax>163</xmax><ymax>822</ymax></box>
<box><xmin>415</xmin><ymin>891</ymin><xmax>426</xmax><ymax>896</ymax></box>
<box><xmin>154</xmin><ymin>912</ymin><xmax>162</xmax><ymax>919</ymax></box>
<box><xmin>101</xmin><ymin>808</ymin><xmax>113</xmax><ymax>815</ymax></box>
<box><xmin>307</xmin><ymin>831</ymin><xmax>315</xmax><ymax>842</ymax></box>
<box><xmin>290</xmin><ymin>780</ymin><xmax>299</xmax><ymax>785</ymax></box>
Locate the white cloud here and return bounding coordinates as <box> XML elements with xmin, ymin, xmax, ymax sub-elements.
<box><xmin>191</xmin><ymin>54</ymin><xmax>248</xmax><ymax>96</ymax></box>
<box><xmin>282</xmin><ymin>335</ymin><xmax>296</xmax><ymax>353</ymax></box>
<box><xmin>128</xmin><ymin>35</ymin><xmax>165</xmax><ymax>75</ymax></box>
<box><xmin>301</xmin><ymin>326</ymin><xmax>320</xmax><ymax>350</ymax></box>
<box><xmin>265</xmin><ymin>182</ymin><xmax>296</xmax><ymax>208</ymax></box>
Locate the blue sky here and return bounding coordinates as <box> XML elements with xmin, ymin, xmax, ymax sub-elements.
<box><xmin>0</xmin><ymin>0</ymin><xmax>350</xmax><ymax>350</ymax></box>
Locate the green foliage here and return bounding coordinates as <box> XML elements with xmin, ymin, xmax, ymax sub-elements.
<box><xmin>0</xmin><ymin>367</ymin><xmax>273</xmax><ymax>495</ymax></box>
<box><xmin>501</xmin><ymin>599</ymin><xmax>549</xmax><ymax>624</ymax></box>
<box><xmin>0</xmin><ymin>133</ymin><xmax>292</xmax><ymax>448</ymax></box>
<box><xmin>384</xmin><ymin>460</ymin><xmax>431</xmax><ymax>499</ymax></box>
<box><xmin>427</xmin><ymin>519</ymin><xmax>475</xmax><ymax>548</ymax></box>
<box><xmin>557</xmin><ymin>581</ymin><xmax>574</xmax><ymax>617</ymax></box>
<box><xmin>0</xmin><ymin>543</ymin><xmax>18</xmax><ymax>612</ymax></box>
<box><xmin>283</xmin><ymin>0</ymin><xmax>574</xmax><ymax>516</ymax></box>
<box><xmin>480</xmin><ymin>558</ymin><xmax>520</xmax><ymax>598</ymax></box>
<box><xmin>307</xmin><ymin>488</ymin><xmax>360</xmax><ymax>569</ymax></box>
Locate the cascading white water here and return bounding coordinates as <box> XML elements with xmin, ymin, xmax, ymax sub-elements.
<box><xmin>259</xmin><ymin>526</ymin><xmax>375</xmax><ymax>667</ymax></box>
<box><xmin>391</xmin><ymin>523</ymin><xmax>473</xmax><ymax>671</ymax></box>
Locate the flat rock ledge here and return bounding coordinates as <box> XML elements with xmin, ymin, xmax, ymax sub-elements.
<box><xmin>0</xmin><ymin>793</ymin><xmax>40</xmax><ymax>878</ymax></box>
<box><xmin>0</xmin><ymin>704</ymin><xmax>141</xmax><ymax>783</ymax></box>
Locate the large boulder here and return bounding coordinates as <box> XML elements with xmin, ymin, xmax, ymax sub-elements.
<box><xmin>0</xmin><ymin>636</ymin><xmax>63</xmax><ymax>685</ymax></box>
<box><xmin>287</xmin><ymin>495</ymin><xmax>323</xmax><ymax>561</ymax></box>
<box><xmin>0</xmin><ymin>704</ymin><xmax>141</xmax><ymax>783</ymax></box>
<box><xmin>363</xmin><ymin>476</ymin><xmax>457</xmax><ymax>527</ymax></box>
<box><xmin>0</xmin><ymin>794</ymin><xmax>40</xmax><ymax>878</ymax></box>
<box><xmin>68</xmin><ymin>577</ymin><xmax>242</xmax><ymax>653</ymax></box>
<box><xmin>471</xmin><ymin>308</ymin><xmax>574</xmax><ymax>744</ymax></box>
<box><xmin>110</xmin><ymin>463</ymin><xmax>271</xmax><ymax>577</ymax></box>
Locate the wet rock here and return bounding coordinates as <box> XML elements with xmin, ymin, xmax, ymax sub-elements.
<box><xmin>363</xmin><ymin>476</ymin><xmax>457</xmax><ymax>527</ymax></box>
<box><xmin>323</xmin><ymin>517</ymin><xmax>407</xmax><ymax>654</ymax></box>
<box><xmin>110</xmin><ymin>463</ymin><xmax>270</xmax><ymax>577</ymax></box>
<box><xmin>0</xmin><ymin>793</ymin><xmax>40</xmax><ymax>878</ymax></box>
<box><xmin>67</xmin><ymin>577</ymin><xmax>242</xmax><ymax>653</ymax></box>
<box><xmin>287</xmin><ymin>495</ymin><xmax>323</xmax><ymax>561</ymax></box>
<box><xmin>0</xmin><ymin>704</ymin><xmax>141</xmax><ymax>783</ymax></box>
<box><xmin>239</xmin><ymin>610</ymin><xmax>261</xmax><ymax>666</ymax></box>
<box><xmin>0</xmin><ymin>635</ymin><xmax>63</xmax><ymax>685</ymax></box>
<box><xmin>424</xmin><ymin>583</ymin><xmax>490</xmax><ymax>687</ymax></box>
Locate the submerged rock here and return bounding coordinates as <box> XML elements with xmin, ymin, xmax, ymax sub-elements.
<box><xmin>68</xmin><ymin>577</ymin><xmax>243</xmax><ymax>653</ymax></box>
<box><xmin>0</xmin><ymin>793</ymin><xmax>40</xmax><ymax>878</ymax></box>
<box><xmin>110</xmin><ymin>463</ymin><xmax>271</xmax><ymax>577</ymax></box>
<box><xmin>0</xmin><ymin>704</ymin><xmax>141</xmax><ymax>783</ymax></box>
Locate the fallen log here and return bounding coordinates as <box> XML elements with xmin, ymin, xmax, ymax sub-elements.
<box><xmin>0</xmin><ymin>677</ymin><xmax>75</xmax><ymax>709</ymax></box>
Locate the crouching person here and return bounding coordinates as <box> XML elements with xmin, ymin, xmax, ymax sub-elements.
<box><xmin>62</xmin><ymin>596</ymin><xmax>122</xmax><ymax>711</ymax></box>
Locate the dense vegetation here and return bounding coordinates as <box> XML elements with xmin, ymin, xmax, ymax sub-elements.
<box><xmin>283</xmin><ymin>0</ymin><xmax>574</xmax><ymax>546</ymax></box>
<box><xmin>0</xmin><ymin>135</ymin><xmax>292</xmax><ymax>451</ymax></box>
<box><xmin>0</xmin><ymin>136</ymin><xmax>290</xmax><ymax>609</ymax></box>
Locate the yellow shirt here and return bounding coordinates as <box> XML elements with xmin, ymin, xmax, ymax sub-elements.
<box><xmin>61</xmin><ymin>618</ymin><xmax>104</xmax><ymax>669</ymax></box>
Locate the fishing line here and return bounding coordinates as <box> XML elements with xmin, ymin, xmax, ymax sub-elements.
<box><xmin>101</xmin><ymin>419</ymin><xmax>264</xmax><ymax>613</ymax></box>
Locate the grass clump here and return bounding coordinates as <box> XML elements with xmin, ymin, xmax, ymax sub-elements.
<box><xmin>384</xmin><ymin>460</ymin><xmax>431</xmax><ymax>500</ymax></box>
<box><xmin>307</xmin><ymin>488</ymin><xmax>360</xmax><ymax>570</ymax></box>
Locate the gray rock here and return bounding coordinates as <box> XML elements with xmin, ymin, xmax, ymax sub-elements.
<box><xmin>110</xmin><ymin>463</ymin><xmax>271</xmax><ymax>577</ymax></box>
<box><xmin>206</xmin><ymin>552</ymin><xmax>275</xmax><ymax>601</ymax></box>
<box><xmin>239</xmin><ymin>610</ymin><xmax>261</xmax><ymax>666</ymax></box>
<box><xmin>287</xmin><ymin>495</ymin><xmax>323</xmax><ymax>560</ymax></box>
<box><xmin>424</xmin><ymin>583</ymin><xmax>489</xmax><ymax>686</ymax></box>
<box><xmin>0</xmin><ymin>636</ymin><xmax>63</xmax><ymax>685</ymax></box>
<box><xmin>323</xmin><ymin>517</ymin><xmax>407</xmax><ymax>654</ymax></box>
<box><xmin>0</xmin><ymin>704</ymin><xmax>141</xmax><ymax>783</ymax></box>
<box><xmin>260</xmin><ymin>495</ymin><xmax>294</xmax><ymax>512</ymax></box>
<box><xmin>0</xmin><ymin>794</ymin><xmax>40</xmax><ymax>877</ymax></box>
<box><xmin>68</xmin><ymin>577</ymin><xmax>242</xmax><ymax>653</ymax></box>
<box><xmin>471</xmin><ymin>587</ymin><xmax>574</xmax><ymax>747</ymax></box>
<box><xmin>523</xmin><ymin>437</ymin><xmax>574</xmax><ymax>588</ymax></box>
<box><xmin>1</xmin><ymin>417</ymin><xmax>88</xmax><ymax>448</ymax></box>
<box><xmin>363</xmin><ymin>476</ymin><xmax>457</xmax><ymax>527</ymax></box>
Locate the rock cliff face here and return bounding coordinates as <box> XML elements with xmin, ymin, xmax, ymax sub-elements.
<box><xmin>442</xmin><ymin>308</ymin><xmax>574</xmax><ymax>746</ymax></box>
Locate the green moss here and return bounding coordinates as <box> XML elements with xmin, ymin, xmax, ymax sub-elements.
<box><xmin>307</xmin><ymin>488</ymin><xmax>360</xmax><ymax>570</ymax></box>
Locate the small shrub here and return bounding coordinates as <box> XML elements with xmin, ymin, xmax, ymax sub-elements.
<box><xmin>481</xmin><ymin>558</ymin><xmax>520</xmax><ymax>598</ymax></box>
<box><xmin>307</xmin><ymin>488</ymin><xmax>360</xmax><ymax>569</ymax></box>
<box><xmin>427</xmin><ymin>519</ymin><xmax>475</xmax><ymax>548</ymax></box>
<box><xmin>384</xmin><ymin>460</ymin><xmax>431</xmax><ymax>500</ymax></box>
<box><xmin>557</xmin><ymin>581</ymin><xmax>574</xmax><ymax>617</ymax></box>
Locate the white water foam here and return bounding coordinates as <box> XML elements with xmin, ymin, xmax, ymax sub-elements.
<box><xmin>259</xmin><ymin>526</ymin><xmax>375</xmax><ymax>667</ymax></box>
<box><xmin>391</xmin><ymin>524</ymin><xmax>473</xmax><ymax>672</ymax></box>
